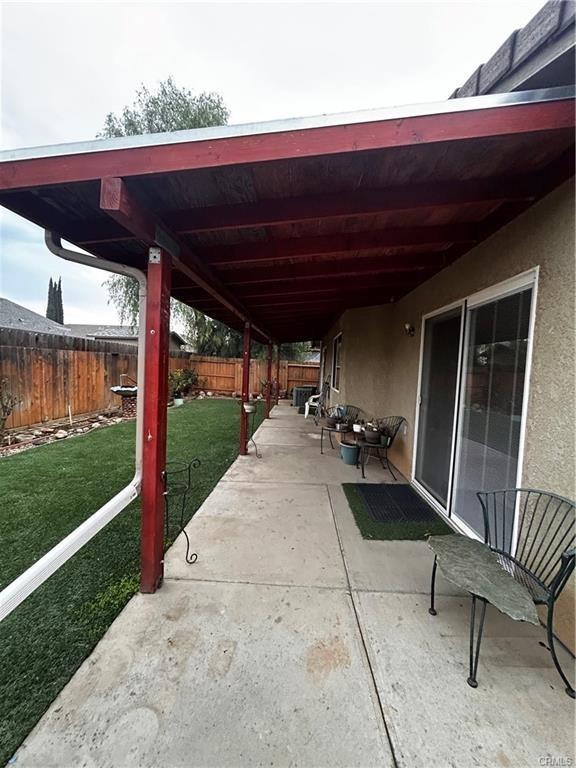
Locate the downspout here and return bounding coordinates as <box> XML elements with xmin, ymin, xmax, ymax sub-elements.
<box><xmin>0</xmin><ymin>233</ymin><xmax>147</xmax><ymax>622</ymax></box>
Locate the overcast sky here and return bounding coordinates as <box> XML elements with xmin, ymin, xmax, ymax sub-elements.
<box><xmin>0</xmin><ymin>0</ymin><xmax>544</xmax><ymax>327</ymax></box>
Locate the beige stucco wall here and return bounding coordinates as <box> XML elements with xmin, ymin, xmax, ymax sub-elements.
<box><xmin>323</xmin><ymin>180</ymin><xmax>575</xmax><ymax>650</ymax></box>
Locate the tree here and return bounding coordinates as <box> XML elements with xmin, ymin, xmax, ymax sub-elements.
<box><xmin>100</xmin><ymin>78</ymin><xmax>311</xmax><ymax>359</ymax></box>
<box><xmin>46</xmin><ymin>278</ymin><xmax>55</xmax><ymax>321</ymax></box>
<box><xmin>46</xmin><ymin>277</ymin><xmax>64</xmax><ymax>324</ymax></box>
<box><xmin>100</xmin><ymin>78</ymin><xmax>233</xmax><ymax>349</ymax></box>
<box><xmin>56</xmin><ymin>278</ymin><xmax>64</xmax><ymax>324</ymax></box>
<box><xmin>98</xmin><ymin>77</ymin><xmax>229</xmax><ymax>138</ymax></box>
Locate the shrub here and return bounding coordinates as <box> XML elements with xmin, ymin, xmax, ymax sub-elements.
<box><xmin>168</xmin><ymin>368</ymin><xmax>199</xmax><ymax>399</ymax></box>
<box><xmin>181</xmin><ymin>368</ymin><xmax>199</xmax><ymax>392</ymax></box>
<box><xmin>0</xmin><ymin>378</ymin><xmax>19</xmax><ymax>440</ymax></box>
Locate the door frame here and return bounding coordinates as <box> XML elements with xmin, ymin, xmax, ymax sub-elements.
<box><xmin>449</xmin><ymin>268</ymin><xmax>539</xmax><ymax>544</ymax></box>
<box><xmin>411</xmin><ymin>268</ymin><xmax>539</xmax><ymax>543</ymax></box>
<box><xmin>411</xmin><ymin>299</ymin><xmax>466</xmax><ymax>523</ymax></box>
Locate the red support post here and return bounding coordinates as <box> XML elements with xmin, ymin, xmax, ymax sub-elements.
<box><xmin>275</xmin><ymin>345</ymin><xmax>281</xmax><ymax>406</ymax></box>
<box><xmin>140</xmin><ymin>246</ymin><xmax>171</xmax><ymax>593</ymax></box>
<box><xmin>265</xmin><ymin>343</ymin><xmax>273</xmax><ymax>418</ymax></box>
<box><xmin>239</xmin><ymin>322</ymin><xmax>251</xmax><ymax>455</ymax></box>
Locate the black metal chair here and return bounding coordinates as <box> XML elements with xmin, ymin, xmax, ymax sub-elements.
<box><xmin>429</xmin><ymin>488</ymin><xmax>575</xmax><ymax>697</ymax></box>
<box><xmin>358</xmin><ymin>415</ymin><xmax>405</xmax><ymax>479</ymax></box>
<box><xmin>319</xmin><ymin>404</ymin><xmax>364</xmax><ymax>453</ymax></box>
<box><xmin>326</xmin><ymin>404</ymin><xmax>363</xmax><ymax>424</ymax></box>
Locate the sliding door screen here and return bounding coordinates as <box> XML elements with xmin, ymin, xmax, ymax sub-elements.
<box><xmin>451</xmin><ymin>287</ymin><xmax>533</xmax><ymax>540</ymax></box>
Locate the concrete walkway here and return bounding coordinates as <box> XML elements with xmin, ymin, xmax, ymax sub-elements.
<box><xmin>15</xmin><ymin>404</ymin><xmax>575</xmax><ymax>767</ymax></box>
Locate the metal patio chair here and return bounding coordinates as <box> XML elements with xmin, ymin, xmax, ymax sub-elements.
<box><xmin>306</xmin><ymin>379</ymin><xmax>330</xmax><ymax>422</ymax></box>
<box><xmin>319</xmin><ymin>404</ymin><xmax>364</xmax><ymax>453</ymax></box>
<box><xmin>326</xmin><ymin>404</ymin><xmax>363</xmax><ymax>424</ymax></box>
<box><xmin>358</xmin><ymin>415</ymin><xmax>405</xmax><ymax>479</ymax></box>
<box><xmin>429</xmin><ymin>488</ymin><xmax>575</xmax><ymax>697</ymax></box>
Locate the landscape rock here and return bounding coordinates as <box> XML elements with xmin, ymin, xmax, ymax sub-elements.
<box><xmin>206</xmin><ymin>391</ymin><xmax>213</xmax><ymax>397</ymax></box>
<box><xmin>54</xmin><ymin>430</ymin><xmax>68</xmax><ymax>439</ymax></box>
<box><xmin>90</xmin><ymin>423</ymin><xmax>101</xmax><ymax>429</ymax></box>
<box><xmin>15</xmin><ymin>433</ymin><xmax>34</xmax><ymax>443</ymax></box>
<box><xmin>39</xmin><ymin>426</ymin><xmax>54</xmax><ymax>434</ymax></box>
<box><xmin>33</xmin><ymin>429</ymin><xmax>43</xmax><ymax>437</ymax></box>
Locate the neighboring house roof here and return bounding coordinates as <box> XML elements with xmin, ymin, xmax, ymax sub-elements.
<box><xmin>451</xmin><ymin>0</ymin><xmax>575</xmax><ymax>98</ymax></box>
<box><xmin>67</xmin><ymin>323</ymin><xmax>187</xmax><ymax>347</ymax></box>
<box><xmin>0</xmin><ymin>297</ymin><xmax>72</xmax><ymax>335</ymax></box>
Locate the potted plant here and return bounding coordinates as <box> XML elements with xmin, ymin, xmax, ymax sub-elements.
<box><xmin>168</xmin><ymin>370</ymin><xmax>186</xmax><ymax>406</ymax></box>
<box><xmin>363</xmin><ymin>422</ymin><xmax>381</xmax><ymax>444</ymax></box>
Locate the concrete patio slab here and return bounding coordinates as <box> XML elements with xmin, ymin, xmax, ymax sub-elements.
<box><xmin>15</xmin><ymin>580</ymin><xmax>393</xmax><ymax>768</ymax></box>
<box><xmin>255</xmin><ymin>425</ymin><xmax>322</xmax><ymax>446</ymax></box>
<box><xmin>224</xmin><ymin>444</ymin><xmax>391</xmax><ymax>485</ymax></box>
<box><xmin>329</xmin><ymin>484</ymin><xmax>464</xmax><ymax>596</ymax></box>
<box><xmin>355</xmin><ymin>590</ymin><xmax>575</xmax><ymax>768</ymax></box>
<box><xmin>13</xmin><ymin>403</ymin><xmax>574</xmax><ymax>767</ymax></box>
<box><xmin>166</xmin><ymin>481</ymin><xmax>347</xmax><ymax>588</ymax></box>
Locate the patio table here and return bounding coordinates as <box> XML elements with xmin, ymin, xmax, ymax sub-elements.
<box><xmin>320</xmin><ymin>424</ymin><xmax>351</xmax><ymax>454</ymax></box>
<box><xmin>427</xmin><ymin>534</ymin><xmax>539</xmax><ymax>688</ymax></box>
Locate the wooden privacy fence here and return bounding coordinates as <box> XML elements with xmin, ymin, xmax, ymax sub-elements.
<box><xmin>1</xmin><ymin>329</ymin><xmax>320</xmax><ymax>430</ymax></box>
<box><xmin>169</xmin><ymin>355</ymin><xmax>320</xmax><ymax>398</ymax></box>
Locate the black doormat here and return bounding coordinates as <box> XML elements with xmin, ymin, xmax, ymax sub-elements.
<box><xmin>343</xmin><ymin>483</ymin><xmax>452</xmax><ymax>540</ymax></box>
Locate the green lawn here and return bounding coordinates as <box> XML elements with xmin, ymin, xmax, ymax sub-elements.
<box><xmin>0</xmin><ymin>399</ymin><xmax>264</xmax><ymax>764</ymax></box>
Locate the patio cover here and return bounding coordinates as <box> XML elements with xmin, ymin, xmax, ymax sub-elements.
<box><xmin>0</xmin><ymin>86</ymin><xmax>574</xmax><ymax>342</ymax></box>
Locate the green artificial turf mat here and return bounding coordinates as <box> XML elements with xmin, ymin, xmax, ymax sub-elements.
<box><xmin>342</xmin><ymin>483</ymin><xmax>452</xmax><ymax>541</ymax></box>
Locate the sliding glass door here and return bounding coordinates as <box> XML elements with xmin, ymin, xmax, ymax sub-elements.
<box><xmin>413</xmin><ymin>272</ymin><xmax>536</xmax><ymax>539</ymax></box>
<box><xmin>451</xmin><ymin>286</ymin><xmax>533</xmax><ymax>539</ymax></box>
<box><xmin>414</xmin><ymin>306</ymin><xmax>462</xmax><ymax>508</ymax></box>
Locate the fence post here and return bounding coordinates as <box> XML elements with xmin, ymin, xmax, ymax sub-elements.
<box><xmin>140</xmin><ymin>247</ymin><xmax>171</xmax><ymax>593</ymax></box>
<box><xmin>239</xmin><ymin>323</ymin><xmax>251</xmax><ymax>455</ymax></box>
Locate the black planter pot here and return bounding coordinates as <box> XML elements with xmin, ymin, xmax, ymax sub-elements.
<box><xmin>364</xmin><ymin>430</ymin><xmax>381</xmax><ymax>445</ymax></box>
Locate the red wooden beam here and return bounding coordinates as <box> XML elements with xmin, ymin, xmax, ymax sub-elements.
<box><xmin>100</xmin><ymin>176</ymin><xmax>155</xmax><ymax>243</ymax></box>
<box><xmin>239</xmin><ymin>323</ymin><xmax>251</xmax><ymax>455</ymax></box>
<box><xmin>1</xmin><ymin>99</ymin><xmax>572</xmax><ymax>191</ymax></box>
<box><xmin>265</xmin><ymin>343</ymin><xmax>273</xmax><ymax>419</ymax></box>
<box><xmin>237</xmin><ymin>273</ymin><xmax>432</xmax><ymax>296</ymax></box>
<box><xmin>275</xmin><ymin>346</ymin><xmax>280</xmax><ymax>405</ymax></box>
<box><xmin>140</xmin><ymin>247</ymin><xmax>171</xmax><ymax>593</ymax></box>
<box><xmin>221</xmin><ymin>253</ymin><xmax>448</xmax><ymax>286</ymax></box>
<box><xmin>204</xmin><ymin>225</ymin><xmax>478</xmax><ymax>267</ymax></box>
<box><xmin>165</xmin><ymin>176</ymin><xmax>536</xmax><ymax>235</ymax></box>
<box><xmin>99</xmin><ymin>177</ymin><xmax>274</xmax><ymax>344</ymax></box>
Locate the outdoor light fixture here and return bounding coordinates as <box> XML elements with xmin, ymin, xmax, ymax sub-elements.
<box><xmin>404</xmin><ymin>323</ymin><xmax>415</xmax><ymax>337</ymax></box>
